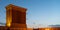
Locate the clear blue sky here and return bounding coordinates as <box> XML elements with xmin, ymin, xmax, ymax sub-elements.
<box><xmin>0</xmin><ymin>0</ymin><xmax>60</xmax><ymax>28</ymax></box>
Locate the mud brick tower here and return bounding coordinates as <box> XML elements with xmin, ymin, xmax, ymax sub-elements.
<box><xmin>5</xmin><ymin>4</ymin><xmax>27</xmax><ymax>30</ymax></box>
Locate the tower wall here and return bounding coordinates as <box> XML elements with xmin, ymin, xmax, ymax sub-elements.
<box><xmin>5</xmin><ymin>4</ymin><xmax>27</xmax><ymax>28</ymax></box>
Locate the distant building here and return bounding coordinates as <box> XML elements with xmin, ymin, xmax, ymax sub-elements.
<box><xmin>49</xmin><ymin>25</ymin><xmax>60</xmax><ymax>27</ymax></box>
<box><xmin>27</xmin><ymin>28</ymin><xmax>33</xmax><ymax>30</ymax></box>
<box><xmin>33</xmin><ymin>28</ymin><xmax>39</xmax><ymax>30</ymax></box>
<box><xmin>39</xmin><ymin>25</ymin><xmax>60</xmax><ymax>30</ymax></box>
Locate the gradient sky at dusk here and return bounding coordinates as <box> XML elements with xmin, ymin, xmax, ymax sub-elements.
<box><xmin>0</xmin><ymin>0</ymin><xmax>60</xmax><ymax>28</ymax></box>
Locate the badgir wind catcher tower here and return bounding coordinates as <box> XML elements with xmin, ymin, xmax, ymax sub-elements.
<box><xmin>5</xmin><ymin>4</ymin><xmax>27</xmax><ymax>30</ymax></box>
